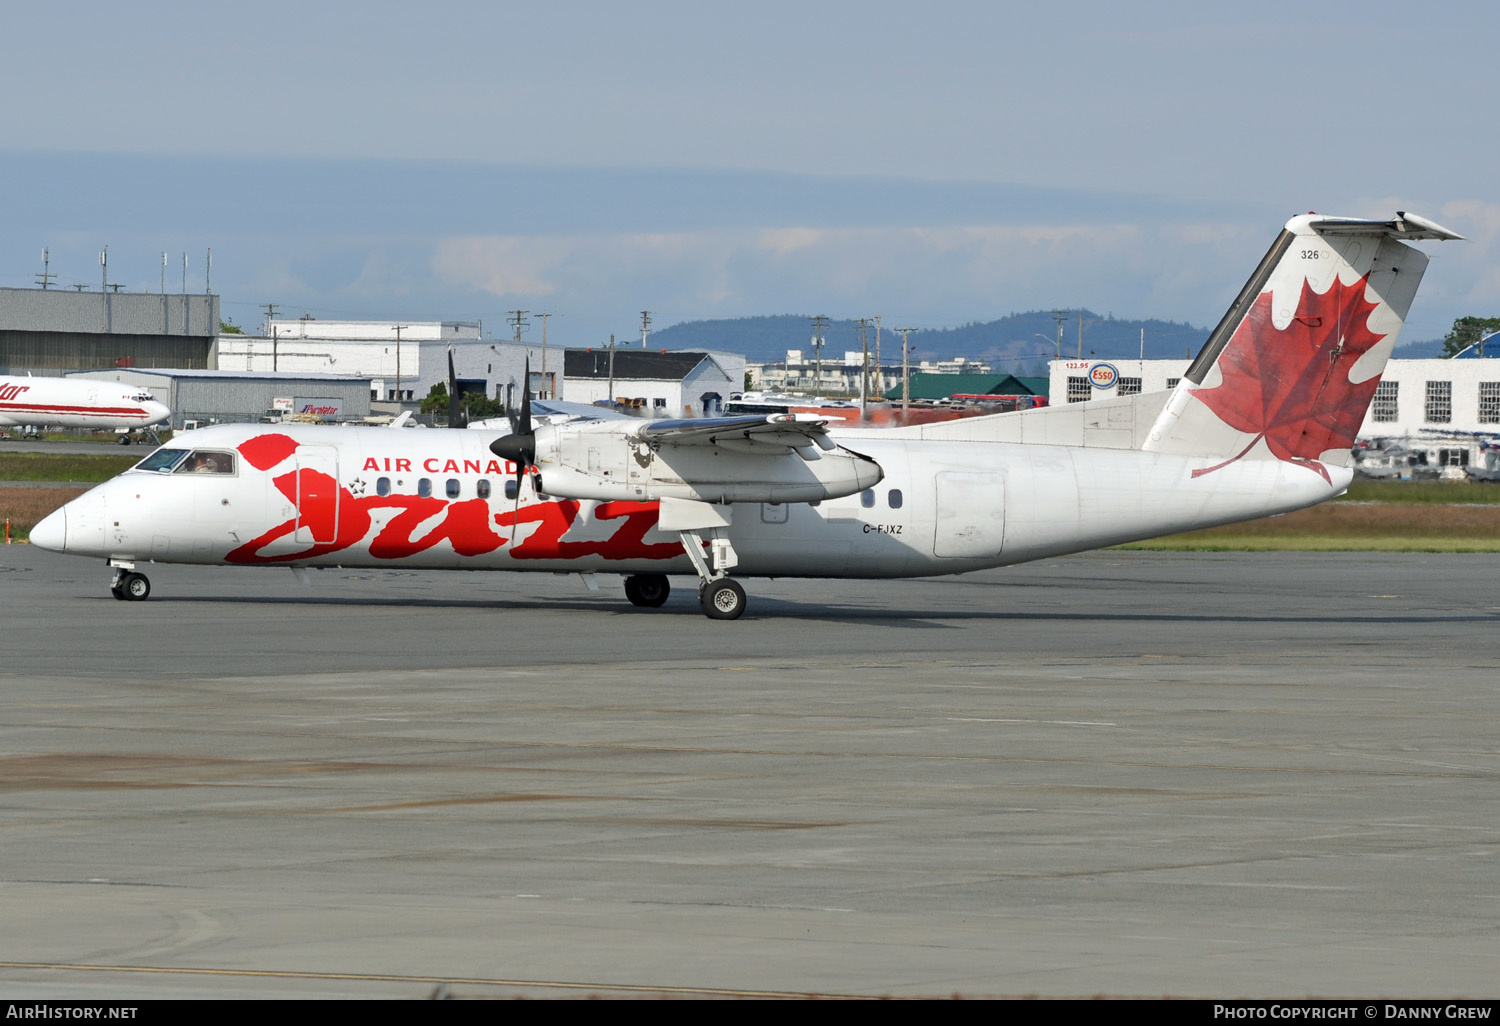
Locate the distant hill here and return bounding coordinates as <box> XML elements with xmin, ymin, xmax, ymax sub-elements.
<box><xmin>651</xmin><ymin>311</ymin><xmax>1211</xmax><ymax>376</ymax></box>
<box><xmin>1392</xmin><ymin>337</ymin><xmax>1447</xmax><ymax>358</ymax></box>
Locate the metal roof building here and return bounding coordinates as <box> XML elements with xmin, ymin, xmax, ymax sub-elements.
<box><xmin>886</xmin><ymin>373</ymin><xmax>1049</xmax><ymax>401</ymax></box>
<box><xmin>66</xmin><ymin>368</ymin><xmax>372</xmax><ymax>429</ymax></box>
<box><xmin>0</xmin><ymin>287</ymin><xmax>218</xmax><ymax>373</ymax></box>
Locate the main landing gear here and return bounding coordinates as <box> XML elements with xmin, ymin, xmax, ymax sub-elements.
<box><xmin>698</xmin><ymin>578</ymin><xmax>746</xmax><ymax>620</ymax></box>
<box><xmin>108</xmin><ymin>561</ymin><xmax>150</xmax><ymax>601</ymax></box>
<box><xmin>678</xmin><ymin>527</ymin><xmax>747</xmax><ymax>621</ymax></box>
<box><xmin>624</xmin><ymin>573</ymin><xmax>670</xmax><ymax>608</ymax></box>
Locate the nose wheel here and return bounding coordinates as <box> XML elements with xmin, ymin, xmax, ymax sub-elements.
<box><xmin>110</xmin><ymin>570</ymin><xmax>151</xmax><ymax>601</ymax></box>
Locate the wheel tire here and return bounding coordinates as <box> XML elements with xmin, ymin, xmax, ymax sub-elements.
<box><xmin>117</xmin><ymin>435</ymin><xmax>132</xmax><ymax>445</ymax></box>
<box><xmin>699</xmin><ymin>578</ymin><xmax>746</xmax><ymax>620</ymax></box>
<box><xmin>110</xmin><ymin>583</ymin><xmax>128</xmax><ymax>601</ymax></box>
<box><xmin>626</xmin><ymin>573</ymin><xmax>670</xmax><ymax>608</ymax></box>
<box><xmin>123</xmin><ymin>572</ymin><xmax>151</xmax><ymax>601</ymax></box>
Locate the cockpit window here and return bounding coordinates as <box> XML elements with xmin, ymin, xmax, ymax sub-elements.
<box><xmin>173</xmin><ymin>450</ymin><xmax>237</xmax><ymax>475</ymax></box>
<box><xmin>134</xmin><ymin>449</ymin><xmax>189</xmax><ymax>473</ymax></box>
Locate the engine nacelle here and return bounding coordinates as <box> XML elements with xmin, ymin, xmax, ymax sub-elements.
<box><xmin>535</xmin><ymin>442</ymin><xmax>883</xmax><ymax>505</ymax></box>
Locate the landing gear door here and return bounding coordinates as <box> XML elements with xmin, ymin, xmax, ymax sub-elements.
<box><xmin>294</xmin><ymin>446</ymin><xmax>340</xmax><ymax>544</ymax></box>
<box><xmin>933</xmin><ymin>471</ymin><xmax>1005</xmax><ymax>558</ymax></box>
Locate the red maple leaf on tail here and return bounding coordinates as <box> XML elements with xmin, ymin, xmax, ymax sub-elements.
<box><xmin>1190</xmin><ymin>273</ymin><xmax>1386</xmax><ymax>484</ymax></box>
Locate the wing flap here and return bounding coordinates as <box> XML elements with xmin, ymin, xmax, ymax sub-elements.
<box><xmin>639</xmin><ymin>413</ymin><xmax>833</xmax><ymax>453</ymax></box>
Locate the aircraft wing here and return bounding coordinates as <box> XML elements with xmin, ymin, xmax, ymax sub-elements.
<box><xmin>637</xmin><ymin>413</ymin><xmax>837</xmax><ymax>453</ymax></box>
<box><xmin>469</xmin><ymin>398</ymin><xmax>632</xmax><ymax>432</ymax></box>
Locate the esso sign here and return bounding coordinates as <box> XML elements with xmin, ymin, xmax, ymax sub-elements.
<box><xmin>1089</xmin><ymin>363</ymin><xmax>1119</xmax><ymax>389</ymax></box>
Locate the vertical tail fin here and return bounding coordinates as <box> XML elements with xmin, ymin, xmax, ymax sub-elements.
<box><xmin>1144</xmin><ymin>212</ymin><xmax>1461</xmax><ymax>481</ymax></box>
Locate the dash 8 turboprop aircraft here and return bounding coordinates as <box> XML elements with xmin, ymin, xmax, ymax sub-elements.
<box><xmin>31</xmin><ymin>212</ymin><xmax>1460</xmax><ymax>618</ymax></box>
<box><xmin>0</xmin><ymin>374</ymin><xmax>171</xmax><ymax>442</ymax></box>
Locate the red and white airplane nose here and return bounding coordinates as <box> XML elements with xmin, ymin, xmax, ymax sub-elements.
<box><xmin>30</xmin><ymin>506</ymin><xmax>66</xmax><ymax>552</ymax></box>
<box><xmin>143</xmin><ymin>400</ymin><xmax>171</xmax><ymax>426</ymax></box>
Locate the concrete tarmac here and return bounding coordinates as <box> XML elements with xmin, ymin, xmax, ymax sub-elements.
<box><xmin>2</xmin><ymin>545</ymin><xmax>1498</xmax><ymax>998</ymax></box>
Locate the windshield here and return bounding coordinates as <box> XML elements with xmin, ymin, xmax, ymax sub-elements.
<box><xmin>173</xmin><ymin>450</ymin><xmax>237</xmax><ymax>475</ymax></box>
<box><xmin>134</xmin><ymin>449</ymin><xmax>189</xmax><ymax>473</ymax></box>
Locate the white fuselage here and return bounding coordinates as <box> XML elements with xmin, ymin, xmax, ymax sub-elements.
<box><xmin>33</xmin><ymin>423</ymin><xmax>1344</xmax><ymax>578</ymax></box>
<box><xmin>0</xmin><ymin>376</ymin><xmax>171</xmax><ymax>431</ymax></box>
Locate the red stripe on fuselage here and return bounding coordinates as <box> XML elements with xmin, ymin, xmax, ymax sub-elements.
<box><xmin>0</xmin><ymin>402</ymin><xmax>149</xmax><ymax>418</ymax></box>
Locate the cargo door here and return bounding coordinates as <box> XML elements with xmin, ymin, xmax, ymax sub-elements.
<box><xmin>933</xmin><ymin>471</ymin><xmax>1004</xmax><ymax>558</ymax></box>
<box><xmin>294</xmin><ymin>446</ymin><xmax>340</xmax><ymax>544</ymax></box>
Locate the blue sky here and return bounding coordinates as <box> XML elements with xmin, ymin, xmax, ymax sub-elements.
<box><xmin>2</xmin><ymin>1</ymin><xmax>1495</xmax><ymax>351</ymax></box>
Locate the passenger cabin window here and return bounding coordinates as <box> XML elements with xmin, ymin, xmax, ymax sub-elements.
<box><xmin>376</xmin><ymin>477</ymin><xmax>391</xmax><ymax>497</ymax></box>
<box><xmin>175</xmin><ymin>450</ymin><xmax>236</xmax><ymax>475</ymax></box>
<box><xmin>860</xmin><ymin>489</ymin><xmax>875</xmax><ymax>508</ymax></box>
<box><xmin>446</xmin><ymin>478</ymin><xmax>461</xmax><ymax>499</ymax></box>
<box><xmin>417</xmin><ymin>478</ymin><xmax>432</xmax><ymax>498</ymax></box>
<box><xmin>888</xmin><ymin>489</ymin><xmax>903</xmax><ymax>509</ymax></box>
<box><xmin>504</xmin><ymin>480</ymin><xmax>519</xmax><ymax>500</ymax></box>
<box><xmin>477</xmin><ymin>479</ymin><xmax>491</xmax><ymax>499</ymax></box>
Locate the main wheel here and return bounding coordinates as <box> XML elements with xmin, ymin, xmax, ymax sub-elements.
<box><xmin>110</xmin><ymin>583</ymin><xmax>128</xmax><ymax>601</ymax></box>
<box><xmin>117</xmin><ymin>435</ymin><xmax>132</xmax><ymax>445</ymax></box>
<box><xmin>625</xmin><ymin>573</ymin><xmax>670</xmax><ymax>608</ymax></box>
<box><xmin>699</xmin><ymin>578</ymin><xmax>746</xmax><ymax>620</ymax></box>
<box><xmin>122</xmin><ymin>572</ymin><xmax>151</xmax><ymax>601</ymax></box>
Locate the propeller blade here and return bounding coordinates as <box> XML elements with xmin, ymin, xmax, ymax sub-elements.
<box><xmin>488</xmin><ymin>356</ymin><xmax>535</xmax><ymax>470</ymax></box>
<box><xmin>447</xmin><ymin>348</ymin><xmax>466</xmax><ymax>429</ymax></box>
<box><xmin>517</xmin><ymin>355</ymin><xmax>532</xmax><ymax>437</ymax></box>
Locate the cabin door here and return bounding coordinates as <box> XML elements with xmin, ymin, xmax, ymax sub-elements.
<box><xmin>294</xmin><ymin>447</ymin><xmax>340</xmax><ymax>544</ymax></box>
<box><xmin>933</xmin><ymin>471</ymin><xmax>1005</xmax><ymax>558</ymax></box>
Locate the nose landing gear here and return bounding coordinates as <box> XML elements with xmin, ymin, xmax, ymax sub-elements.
<box><xmin>109</xmin><ymin>564</ymin><xmax>151</xmax><ymax>601</ymax></box>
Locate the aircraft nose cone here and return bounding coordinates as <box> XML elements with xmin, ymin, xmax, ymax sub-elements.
<box><xmin>146</xmin><ymin>401</ymin><xmax>171</xmax><ymax>426</ymax></box>
<box><xmin>30</xmin><ymin>506</ymin><xmax>66</xmax><ymax>551</ymax></box>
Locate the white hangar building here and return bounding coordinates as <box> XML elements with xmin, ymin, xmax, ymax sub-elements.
<box><xmin>1049</xmin><ymin>356</ymin><xmax>1500</xmax><ymax>471</ymax></box>
<box><xmin>563</xmin><ymin>349</ymin><xmax>744</xmax><ymax>417</ymax></box>
<box><xmin>214</xmin><ymin>321</ymin><xmax>558</xmax><ymax>407</ymax></box>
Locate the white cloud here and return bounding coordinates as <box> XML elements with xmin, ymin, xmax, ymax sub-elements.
<box><xmin>431</xmin><ymin>236</ymin><xmax>571</xmax><ymax>297</ymax></box>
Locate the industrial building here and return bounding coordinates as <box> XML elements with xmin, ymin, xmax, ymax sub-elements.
<box><xmin>1049</xmin><ymin>356</ymin><xmax>1500</xmax><ymax>471</ymax></box>
<box><xmin>749</xmin><ymin>350</ymin><xmax>994</xmax><ymax>397</ymax></box>
<box><xmin>67</xmin><ymin>368</ymin><xmax>373</xmax><ymax>429</ymax></box>
<box><xmin>0</xmin><ymin>286</ymin><xmax>218</xmax><ymax>373</ymax></box>
<box><xmin>215</xmin><ymin>321</ymin><xmax>558</xmax><ymax>407</ymax></box>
